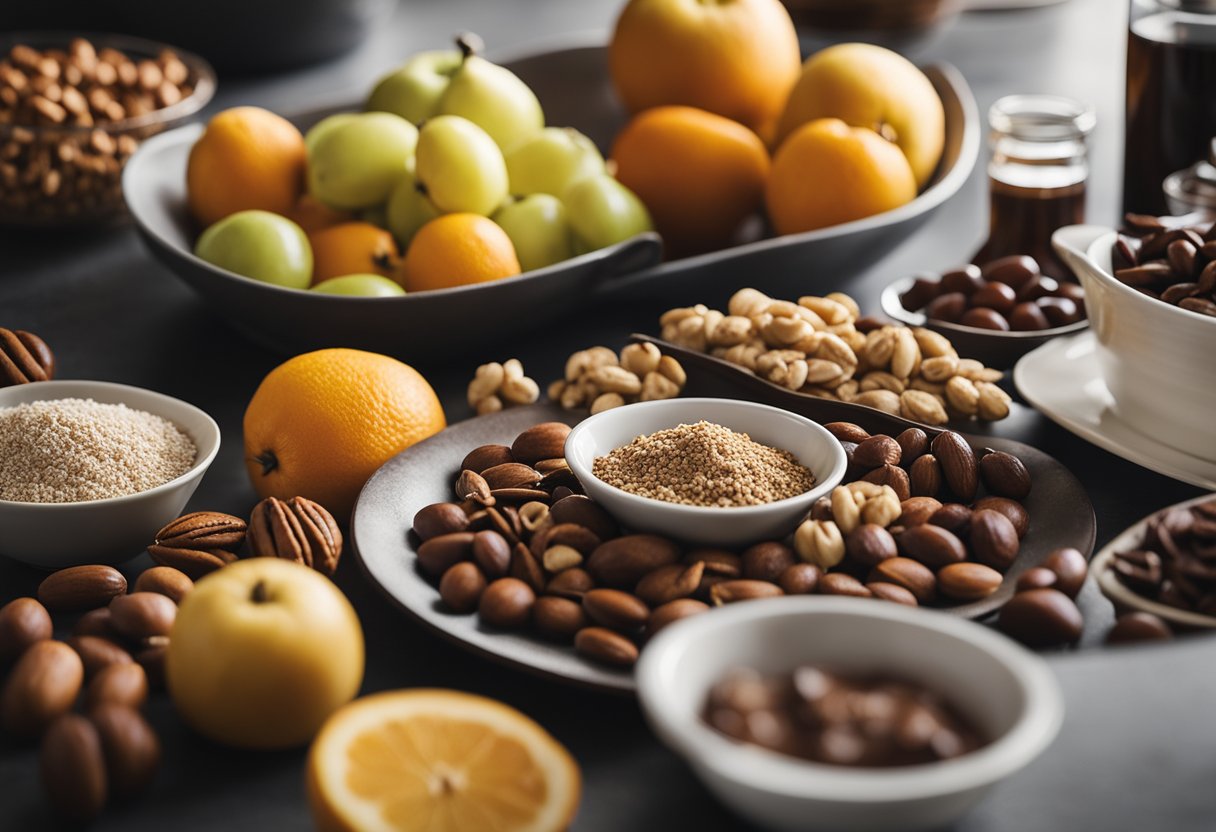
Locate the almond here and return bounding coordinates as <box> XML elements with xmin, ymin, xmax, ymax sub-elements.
<box><xmin>931</xmin><ymin>431</ymin><xmax>978</xmax><ymax>501</ymax></box>
<box><xmin>460</xmin><ymin>444</ymin><xmax>515</xmax><ymax>474</ymax></box>
<box><xmin>979</xmin><ymin>450</ymin><xmax>1032</xmax><ymax>500</ymax></box>
<box><xmin>109</xmin><ymin>593</ymin><xmax>176</xmax><ymax>640</ymax></box>
<box><xmin>37</xmin><ymin>565</ymin><xmax>126</xmax><ymax>612</ymax></box>
<box><xmin>574</xmin><ymin>626</ymin><xmax>638</xmax><ymax>667</ymax></box>
<box><xmin>67</xmin><ymin>636</ymin><xmax>133</xmax><ymax>680</ymax></box>
<box><xmin>969</xmin><ymin>509</ymin><xmax>1020</xmax><ymax>571</ymax></box>
<box><xmin>132</xmin><ymin>566</ymin><xmax>193</xmax><ymax>605</ymax></box>
<box><xmin>89</xmin><ymin>704</ymin><xmax>160</xmax><ymax>800</ymax></box>
<box><xmin>0</xmin><ymin>597</ymin><xmax>52</xmax><ymax>661</ymax></box>
<box><xmin>40</xmin><ymin>714</ymin><xmax>107</xmax><ymax>822</ymax></box>
<box><xmin>587</xmin><ymin>535</ymin><xmax>680</xmax><ymax>587</ymax></box>
<box><xmin>510</xmin><ymin>422</ymin><xmax>571</xmax><ymax>465</ymax></box>
<box><xmin>868</xmin><ymin>557</ymin><xmax>937</xmax><ymax>604</ymax></box>
<box><xmin>582</xmin><ymin>589</ymin><xmax>650</xmax><ymax>631</ymax></box>
<box><xmin>2</xmin><ymin>640</ymin><xmax>84</xmax><ymax>737</ymax></box>
<box><xmin>84</xmin><ymin>663</ymin><xmax>148</xmax><ymax>711</ymax></box>
<box><xmin>938</xmin><ymin>562</ymin><xmax>1003</xmax><ymax>601</ymax></box>
<box><xmin>480</xmin><ymin>462</ymin><xmax>542</xmax><ymax>491</ymax></box>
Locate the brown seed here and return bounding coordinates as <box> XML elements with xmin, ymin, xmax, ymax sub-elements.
<box><xmin>845</xmin><ymin>524</ymin><xmax>898</xmax><ymax>568</ymax></box>
<box><xmin>587</xmin><ymin>535</ymin><xmax>681</xmax><ymax>587</ymax></box>
<box><xmin>412</xmin><ymin>503</ymin><xmax>469</xmax><ymax>541</ymax></box>
<box><xmin>549</xmin><ymin>495</ymin><xmax>619</xmax><ymax>540</ymax></box>
<box><xmin>929</xmin><ymin>503</ymin><xmax>973</xmax><ymax>536</ymax></box>
<box><xmin>937</xmin><ymin>562</ymin><xmax>1003</xmax><ymax>602</ymax></box>
<box><xmin>84</xmin><ymin>663</ymin><xmax>148</xmax><ymax>711</ymax></box>
<box><xmin>89</xmin><ymin>704</ymin><xmax>160</xmax><ymax>800</ymax></box>
<box><xmin>417</xmin><ymin>532</ymin><xmax>474</xmax><ymax>577</ymax></box>
<box><xmin>132</xmin><ymin>566</ymin><xmax>192</xmax><ymax>605</ymax></box>
<box><xmin>868</xmin><ymin>558</ymin><xmax>937</xmax><ymax>604</ymax></box>
<box><xmin>439</xmin><ymin>562</ymin><xmax>487</xmax><ymax>614</ymax></box>
<box><xmin>109</xmin><ymin>593</ymin><xmax>176</xmax><ymax>640</ymax></box>
<box><xmin>866</xmin><ymin>582</ymin><xmax>919</xmax><ymax>606</ymax></box>
<box><xmin>742</xmin><ymin>541</ymin><xmax>796</xmax><ymax>582</ymax></box>
<box><xmin>583</xmin><ymin>589</ymin><xmax>650</xmax><ymax>631</ymax></box>
<box><xmin>635</xmin><ymin>562</ymin><xmax>704</xmax><ymax>606</ymax></box>
<box><xmin>854</xmin><ymin>435</ymin><xmax>902</xmax><ymax>468</ymax></box>
<box><xmin>898</xmin><ymin>524</ymin><xmax>967</xmax><ymax>569</ymax></box>
<box><xmin>471</xmin><ymin>530</ymin><xmax>511</xmax><ymax>578</ymax></box>
<box><xmin>546</xmin><ymin>567</ymin><xmax>595</xmax><ymax>600</ymax></box>
<box><xmin>66</xmin><ymin>636</ymin><xmax>132</xmax><ymax>680</ymax></box>
<box><xmin>998</xmin><ymin>588</ymin><xmax>1082</xmax><ymax>648</ymax></box>
<box><xmin>909</xmin><ymin>454</ymin><xmax>943</xmax><ymax>498</ymax></box>
<box><xmin>481</xmin><ymin>462</ymin><xmax>542</xmax><ymax>491</ymax></box>
<box><xmin>1016</xmin><ymin>568</ymin><xmax>1058</xmax><ymax>592</ymax></box>
<box><xmin>684</xmin><ymin>549</ymin><xmax>743</xmax><ymax>578</ymax></box>
<box><xmin>545</xmin><ymin>523</ymin><xmax>603</xmax><ymax>555</ymax></box>
<box><xmin>511</xmin><ymin>422</ymin><xmax>572</xmax><ymax>465</ymax></box>
<box><xmin>778</xmin><ymin>563</ymin><xmax>821</xmax><ymax>595</ymax></box>
<box><xmin>1041</xmin><ymin>547</ymin><xmax>1088</xmax><ymax>599</ymax></box>
<box><xmin>646</xmin><ymin>598</ymin><xmax>710</xmax><ymax>638</ymax></box>
<box><xmin>894</xmin><ymin>428</ymin><xmax>929</xmax><ymax>463</ymax></box>
<box><xmin>40</xmin><ymin>714</ymin><xmax>107</xmax><ymax>822</ymax></box>
<box><xmin>461</xmin><ymin>444</ymin><xmax>515</xmax><ymax>474</ymax></box>
<box><xmin>73</xmin><ymin>608</ymin><xmax>116</xmax><ymax>639</ymax></box>
<box><xmin>860</xmin><ymin>464</ymin><xmax>911</xmax><ymax>502</ymax></box>
<box><xmin>978</xmin><ymin>450</ymin><xmax>1032</xmax><ymax>500</ymax></box>
<box><xmin>38</xmin><ymin>565</ymin><xmax>127</xmax><ymax>612</ymax></box>
<box><xmin>509</xmin><ymin>543</ymin><xmax>545</xmax><ymax>593</ymax></box>
<box><xmin>824</xmin><ymin>422</ymin><xmax>870</xmax><ymax>443</ymax></box>
<box><xmin>478</xmin><ymin>578</ymin><xmax>535</xmax><ymax>629</ymax></box>
<box><xmin>709</xmin><ymin>580</ymin><xmax>784</xmax><ymax>605</ymax></box>
<box><xmin>899</xmin><ymin>497</ymin><xmax>942</xmax><ymax>527</ymax></box>
<box><xmin>818</xmin><ymin>573</ymin><xmax>872</xmax><ymax>597</ymax></box>
<box><xmin>454</xmin><ymin>469</ymin><xmax>493</xmax><ymax>506</ymax></box>
<box><xmin>0</xmin><ymin>597</ymin><xmax>52</xmax><ymax>661</ymax></box>
<box><xmin>531</xmin><ymin>597</ymin><xmax>587</xmax><ymax>641</ymax></box>
<box><xmin>1106</xmin><ymin>612</ymin><xmax>1173</xmax><ymax>645</ymax></box>
<box><xmin>969</xmin><ymin>510</ymin><xmax>1020</xmax><ymax>571</ymax></box>
<box><xmin>2</xmin><ymin>640</ymin><xmax>84</xmax><ymax>737</ymax></box>
<box><xmin>931</xmin><ymin>432</ymin><xmax>978</xmax><ymax>501</ymax></box>
<box><xmin>575</xmin><ymin>627</ymin><xmax>638</xmax><ymax>667</ymax></box>
<box><xmin>973</xmin><ymin>496</ymin><xmax>1030</xmax><ymax>538</ymax></box>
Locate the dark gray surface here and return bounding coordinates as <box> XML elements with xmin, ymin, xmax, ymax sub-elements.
<box><xmin>0</xmin><ymin>1</ymin><xmax>1212</xmax><ymax>830</ymax></box>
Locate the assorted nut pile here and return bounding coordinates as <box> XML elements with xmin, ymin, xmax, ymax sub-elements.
<box><xmin>899</xmin><ymin>255</ymin><xmax>1087</xmax><ymax>332</ymax></box>
<box><xmin>0</xmin><ymin>38</ymin><xmax>203</xmax><ymax>222</ymax></box>
<box><xmin>549</xmin><ymin>343</ymin><xmax>687</xmax><ymax>414</ymax></box>
<box><xmin>703</xmin><ymin>665</ymin><xmax>986</xmax><ymax>766</ymax></box>
<box><xmin>593</xmin><ymin>421</ymin><xmax>816</xmax><ymax>507</ymax></box>
<box><xmin>1113</xmin><ymin>214</ymin><xmax>1216</xmax><ymax>317</ymax></box>
<box><xmin>659</xmin><ymin>289</ymin><xmax>1010</xmax><ymax>425</ymax></box>
<box><xmin>466</xmin><ymin>359</ymin><xmax>541</xmax><ymax>415</ymax></box>
<box><xmin>0</xmin><ymin>326</ymin><xmax>55</xmax><ymax>387</ymax></box>
<box><xmin>1111</xmin><ymin>496</ymin><xmax>1216</xmax><ymax>617</ymax></box>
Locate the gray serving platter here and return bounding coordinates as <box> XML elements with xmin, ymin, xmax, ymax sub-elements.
<box><xmin>123</xmin><ymin>43</ymin><xmax>978</xmax><ymax>358</ymax></box>
<box><xmin>350</xmin><ymin>402</ymin><xmax>1095</xmax><ymax>695</ymax></box>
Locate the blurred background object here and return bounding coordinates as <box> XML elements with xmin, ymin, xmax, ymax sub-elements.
<box><xmin>781</xmin><ymin>0</ymin><xmax>964</xmax><ymax>53</ymax></box>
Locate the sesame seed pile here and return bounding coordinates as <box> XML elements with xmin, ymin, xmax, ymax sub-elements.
<box><xmin>0</xmin><ymin>398</ymin><xmax>196</xmax><ymax>503</ymax></box>
<box><xmin>593</xmin><ymin>420</ymin><xmax>816</xmax><ymax>508</ymax></box>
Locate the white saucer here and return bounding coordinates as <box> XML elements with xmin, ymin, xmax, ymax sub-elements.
<box><xmin>1014</xmin><ymin>332</ymin><xmax>1216</xmax><ymax>490</ymax></box>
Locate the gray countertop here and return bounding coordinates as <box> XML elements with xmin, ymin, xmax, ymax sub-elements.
<box><xmin>1</xmin><ymin>0</ymin><xmax>1214</xmax><ymax>829</ymax></box>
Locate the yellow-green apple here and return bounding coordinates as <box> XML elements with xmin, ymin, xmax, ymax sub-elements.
<box><xmin>493</xmin><ymin>194</ymin><xmax>576</xmax><ymax>271</ymax></box>
<box><xmin>505</xmin><ymin>127</ymin><xmax>605</xmax><ymax>197</ymax></box>
<box><xmin>306</xmin><ymin>112</ymin><xmax>417</xmax><ymax>210</ymax></box>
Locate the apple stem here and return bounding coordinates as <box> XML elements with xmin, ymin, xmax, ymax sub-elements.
<box><xmin>254</xmin><ymin>451</ymin><xmax>278</xmax><ymax>477</ymax></box>
<box><xmin>251</xmin><ymin>580</ymin><xmax>269</xmax><ymax>604</ymax></box>
<box><xmin>455</xmin><ymin>32</ymin><xmax>484</xmax><ymax>63</ymax></box>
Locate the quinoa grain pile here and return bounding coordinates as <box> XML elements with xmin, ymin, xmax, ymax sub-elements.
<box><xmin>593</xmin><ymin>420</ymin><xmax>816</xmax><ymax>507</ymax></box>
<box><xmin>0</xmin><ymin>398</ymin><xmax>196</xmax><ymax>503</ymax></box>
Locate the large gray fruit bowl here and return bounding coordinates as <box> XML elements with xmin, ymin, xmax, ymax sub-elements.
<box><xmin>123</xmin><ymin>42</ymin><xmax>978</xmax><ymax>359</ymax></box>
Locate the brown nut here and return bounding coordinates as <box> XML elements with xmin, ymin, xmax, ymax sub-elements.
<box><xmin>531</xmin><ymin>597</ymin><xmax>588</xmax><ymax>641</ymax></box>
<box><xmin>135</xmin><ymin>640</ymin><xmax>167</xmax><ymax>691</ymax></box>
<box><xmin>645</xmin><ymin>598</ymin><xmax>710</xmax><ymax>638</ymax></box>
<box><xmin>583</xmin><ymin>589</ymin><xmax>650</xmax><ymax>631</ymax></box>
<box><xmin>38</xmin><ymin>565</ymin><xmax>127</xmax><ymax>612</ymax></box>
<box><xmin>684</xmin><ymin>549</ymin><xmax>743</xmax><ymax>578</ymax></box>
<box><xmin>509</xmin><ymin>543</ymin><xmax>545</xmax><ymax>593</ymax></box>
<box><xmin>587</xmin><ymin>535</ymin><xmax>681</xmax><ymax>587</ymax></box>
<box><xmin>545</xmin><ymin>568</ymin><xmax>595</xmax><ymax>600</ymax></box>
<box><xmin>818</xmin><ymin>573</ymin><xmax>872</xmax><ymax>598</ymax></box>
<box><xmin>478</xmin><ymin>578</ymin><xmax>535</xmax><ymax>629</ymax></box>
<box><xmin>899</xmin><ymin>497</ymin><xmax>942</xmax><ymax>527</ymax></box>
<box><xmin>998</xmin><ymin>588</ymin><xmax>1082</xmax><ymax>648</ymax></box>
<box><xmin>73</xmin><ymin>608</ymin><xmax>117</xmax><ymax>639</ymax></box>
<box><xmin>894</xmin><ymin>428</ymin><xmax>929</xmax><ymax>463</ymax></box>
<box><xmin>439</xmin><ymin>562</ymin><xmax>487</xmax><ymax>614</ymax></box>
<box><xmin>84</xmin><ymin>663</ymin><xmax>148</xmax><ymax>711</ymax></box>
<box><xmin>132</xmin><ymin>566</ymin><xmax>193</xmax><ymax>605</ymax></box>
<box><xmin>471</xmin><ymin>530</ymin><xmax>511</xmax><ymax>579</ymax></box>
<box><xmin>0</xmin><ymin>597</ymin><xmax>52</xmax><ymax>661</ymax></box>
<box><xmin>2</xmin><ymin>640</ymin><xmax>84</xmax><ymax>738</ymax></box>
<box><xmin>969</xmin><ymin>510</ymin><xmax>1020</xmax><ymax>571</ymax></box>
<box><xmin>480</xmin><ymin>462</ymin><xmax>542</xmax><ymax>491</ymax></box>
<box><xmin>109</xmin><ymin>593</ymin><xmax>176</xmax><ymax>641</ymax></box>
<box><xmin>574</xmin><ymin>627</ymin><xmax>638</xmax><ymax>667</ymax></box>
<box><xmin>978</xmin><ymin>450</ymin><xmax>1032</xmax><ymax>500</ymax></box>
<box><xmin>248</xmin><ymin>496</ymin><xmax>343</xmax><ymax>576</ymax></box>
<box><xmin>824</xmin><ymin>422</ymin><xmax>871</xmax><ymax>443</ymax></box>
<box><xmin>66</xmin><ymin>636</ymin><xmax>133</xmax><ymax>680</ymax></box>
<box><xmin>973</xmin><ymin>496</ymin><xmax>1030</xmax><ymax>538</ymax></box>
<box><xmin>1106</xmin><ymin>612</ymin><xmax>1173</xmax><ymax>645</ymax></box>
<box><xmin>929</xmin><ymin>503</ymin><xmax>973</xmax><ymax>537</ymax></box>
<box><xmin>909</xmin><ymin>454</ymin><xmax>943</xmax><ymax>498</ymax></box>
<box><xmin>860</xmin><ymin>464</ymin><xmax>911</xmax><ymax>502</ymax></box>
<box><xmin>937</xmin><ymin>562</ymin><xmax>1003</xmax><ymax>602</ymax></box>
<box><xmin>417</xmin><ymin>532</ymin><xmax>475</xmax><ymax>577</ymax></box>
<box><xmin>931</xmin><ymin>431</ymin><xmax>978</xmax><ymax>501</ymax></box>
<box><xmin>866</xmin><ymin>582</ymin><xmax>919</xmax><ymax>606</ymax></box>
<box><xmin>0</xmin><ymin>328</ymin><xmax>55</xmax><ymax>386</ymax></box>
<box><xmin>40</xmin><ymin>714</ymin><xmax>107</xmax><ymax>823</ymax></box>
<box><xmin>546</xmin><ymin>523</ymin><xmax>603</xmax><ymax>556</ymax></box>
<box><xmin>709</xmin><ymin>580</ymin><xmax>784</xmax><ymax>605</ymax></box>
<box><xmin>460</xmin><ymin>444</ymin><xmax>515</xmax><ymax>474</ymax></box>
<box><xmin>549</xmin><ymin>495</ymin><xmax>619</xmax><ymax>540</ymax></box>
<box><xmin>853</xmin><ymin>435</ymin><xmax>902</xmax><ymax>468</ymax></box>
<box><xmin>742</xmin><ymin>542</ymin><xmax>796</xmax><ymax>582</ymax></box>
<box><xmin>635</xmin><ymin>562</ymin><xmax>705</xmax><ymax>606</ymax></box>
<box><xmin>148</xmin><ymin>511</ymin><xmax>245</xmax><ymax>578</ymax></box>
<box><xmin>1041</xmin><ymin>547</ymin><xmax>1088</xmax><ymax>599</ymax></box>
<box><xmin>778</xmin><ymin>563</ymin><xmax>822</xmax><ymax>595</ymax></box>
<box><xmin>412</xmin><ymin>502</ymin><xmax>470</xmax><ymax>541</ymax></box>
<box><xmin>868</xmin><ymin>558</ymin><xmax>937</xmax><ymax>604</ymax></box>
<box><xmin>455</xmin><ymin>469</ymin><xmax>494</xmax><ymax>506</ymax></box>
<box><xmin>898</xmin><ymin>524</ymin><xmax>967</xmax><ymax>569</ymax></box>
<box><xmin>845</xmin><ymin>524</ymin><xmax>898</xmax><ymax>568</ymax></box>
<box><xmin>511</xmin><ymin>422</ymin><xmax>572</xmax><ymax>465</ymax></box>
<box><xmin>89</xmin><ymin>703</ymin><xmax>160</xmax><ymax>800</ymax></box>
<box><xmin>1016</xmin><ymin>567</ymin><xmax>1058</xmax><ymax>592</ymax></box>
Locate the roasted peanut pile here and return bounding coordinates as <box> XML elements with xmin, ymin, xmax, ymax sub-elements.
<box><xmin>592</xmin><ymin>421</ymin><xmax>816</xmax><ymax>507</ymax></box>
<box><xmin>659</xmin><ymin>289</ymin><xmax>1011</xmax><ymax>424</ymax></box>
<box><xmin>549</xmin><ymin>343</ymin><xmax>686</xmax><ymax>413</ymax></box>
<box><xmin>467</xmin><ymin>359</ymin><xmax>540</xmax><ymax>415</ymax></box>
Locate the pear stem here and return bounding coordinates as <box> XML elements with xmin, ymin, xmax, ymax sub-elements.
<box><xmin>251</xmin><ymin>580</ymin><xmax>269</xmax><ymax>604</ymax></box>
<box><xmin>456</xmin><ymin>32</ymin><xmax>483</xmax><ymax>63</ymax></box>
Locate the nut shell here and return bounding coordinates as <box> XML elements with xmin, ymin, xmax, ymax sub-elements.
<box><xmin>148</xmin><ymin>511</ymin><xmax>245</xmax><ymax>578</ymax></box>
<box><xmin>0</xmin><ymin>328</ymin><xmax>55</xmax><ymax>386</ymax></box>
<box><xmin>248</xmin><ymin>496</ymin><xmax>343</xmax><ymax>575</ymax></box>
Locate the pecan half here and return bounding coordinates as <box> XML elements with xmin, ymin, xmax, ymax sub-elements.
<box><xmin>248</xmin><ymin>497</ymin><xmax>343</xmax><ymax>576</ymax></box>
<box><xmin>148</xmin><ymin>511</ymin><xmax>246</xmax><ymax>579</ymax></box>
<box><xmin>0</xmin><ymin>327</ymin><xmax>55</xmax><ymax>387</ymax></box>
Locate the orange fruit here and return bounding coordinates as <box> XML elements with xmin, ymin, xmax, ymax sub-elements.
<box><xmin>187</xmin><ymin>106</ymin><xmax>307</xmax><ymax>228</ymax></box>
<box><xmin>611</xmin><ymin>105</ymin><xmax>769</xmax><ymax>256</ymax></box>
<box><xmin>308</xmin><ymin>690</ymin><xmax>581</xmax><ymax>832</ymax></box>
<box><xmin>308</xmin><ymin>222</ymin><xmax>401</xmax><ymax>284</ymax></box>
<box><xmin>244</xmin><ymin>348</ymin><xmax>445</xmax><ymax>520</ymax></box>
<box><xmin>286</xmin><ymin>194</ymin><xmax>354</xmax><ymax>235</ymax></box>
<box><xmin>398</xmin><ymin>214</ymin><xmax>521</xmax><ymax>293</ymax></box>
<box><xmin>609</xmin><ymin>0</ymin><xmax>801</xmax><ymax>134</ymax></box>
<box><xmin>765</xmin><ymin>118</ymin><xmax>917</xmax><ymax>236</ymax></box>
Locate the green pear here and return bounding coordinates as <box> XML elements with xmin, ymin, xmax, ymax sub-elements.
<box><xmin>493</xmin><ymin>194</ymin><xmax>575</xmax><ymax>272</ymax></box>
<box><xmin>505</xmin><ymin>127</ymin><xmax>605</xmax><ymax>197</ymax></box>
<box><xmin>414</xmin><ymin>115</ymin><xmax>508</xmax><ymax>216</ymax></box>
<box><xmin>306</xmin><ymin>112</ymin><xmax>417</xmax><ymax>210</ymax></box>
<box><xmin>564</xmin><ymin>174</ymin><xmax>653</xmax><ymax>252</ymax></box>
<box><xmin>439</xmin><ymin>34</ymin><xmax>544</xmax><ymax>152</ymax></box>
<box><xmin>386</xmin><ymin>159</ymin><xmax>441</xmax><ymax>248</ymax></box>
<box><xmin>366</xmin><ymin>50</ymin><xmax>462</xmax><ymax>125</ymax></box>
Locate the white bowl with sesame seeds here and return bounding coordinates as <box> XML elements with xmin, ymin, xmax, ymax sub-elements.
<box><xmin>0</xmin><ymin>380</ymin><xmax>220</xmax><ymax>569</ymax></box>
<box><xmin>564</xmin><ymin>397</ymin><xmax>847</xmax><ymax>547</ymax></box>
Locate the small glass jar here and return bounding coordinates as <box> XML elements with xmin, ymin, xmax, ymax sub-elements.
<box><xmin>972</xmin><ymin>94</ymin><xmax>1095</xmax><ymax>281</ymax></box>
<box><xmin>1162</xmin><ymin>137</ymin><xmax>1216</xmax><ymax>217</ymax></box>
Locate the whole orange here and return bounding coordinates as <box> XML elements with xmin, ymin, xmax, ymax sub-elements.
<box><xmin>308</xmin><ymin>222</ymin><xmax>401</xmax><ymax>284</ymax></box>
<box><xmin>286</xmin><ymin>194</ymin><xmax>354</xmax><ymax>235</ymax></box>
<box><xmin>187</xmin><ymin>106</ymin><xmax>307</xmax><ymax>228</ymax></box>
<box><xmin>765</xmin><ymin>118</ymin><xmax>917</xmax><ymax>236</ymax></box>
<box><xmin>611</xmin><ymin>105</ymin><xmax>769</xmax><ymax>256</ymax></box>
<box><xmin>398</xmin><ymin>214</ymin><xmax>521</xmax><ymax>293</ymax></box>
<box><xmin>244</xmin><ymin>348</ymin><xmax>446</xmax><ymax>520</ymax></box>
<box><xmin>609</xmin><ymin>0</ymin><xmax>801</xmax><ymax>135</ymax></box>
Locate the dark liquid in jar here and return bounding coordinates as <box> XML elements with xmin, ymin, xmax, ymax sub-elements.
<box><xmin>1124</xmin><ymin>11</ymin><xmax>1216</xmax><ymax>215</ymax></box>
<box><xmin>973</xmin><ymin>179</ymin><xmax>1085</xmax><ymax>281</ymax></box>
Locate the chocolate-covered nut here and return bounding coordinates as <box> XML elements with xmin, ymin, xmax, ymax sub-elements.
<box><xmin>894</xmin><ymin>428</ymin><xmax>928</xmax><ymax>464</ymax></box>
<box><xmin>982</xmin><ymin>255</ymin><xmax>1040</xmax><ymax>289</ymax></box>
<box><xmin>1016</xmin><ymin>567</ymin><xmax>1058</xmax><ymax>592</ymax></box>
<box><xmin>998</xmin><ymin>588</ymin><xmax>1082</xmax><ymax>647</ymax></box>
<box><xmin>972</xmin><ymin>282</ymin><xmax>1018</xmax><ymax>316</ymax></box>
<box><xmin>1015</xmin><ymin>274</ymin><xmax>1053</xmax><ymax>302</ymax></box>
<box><xmin>1041</xmin><ymin>547</ymin><xmax>1088</xmax><ymax>598</ymax></box>
<box><xmin>854</xmin><ymin>435</ymin><xmax>902</xmax><ymax>468</ymax></box>
<box><xmin>925</xmin><ymin>292</ymin><xmax>968</xmax><ymax>323</ymax></box>
<box><xmin>845</xmin><ymin>524</ymin><xmax>898</xmax><ymax>569</ymax></box>
<box><xmin>898</xmin><ymin>523</ymin><xmax>967</xmax><ymax>569</ymax></box>
<box><xmin>899</xmin><ymin>497</ymin><xmax>942</xmax><ymax>527</ymax></box>
<box><xmin>909</xmin><ymin>454</ymin><xmax>942</xmax><ymax>498</ymax></box>
<box><xmin>818</xmin><ymin>573</ymin><xmax>872</xmax><ymax>598</ymax></box>
<box><xmin>900</xmin><ymin>275</ymin><xmax>942</xmax><ymax>311</ymax></box>
<box><xmin>1053</xmin><ymin>281</ymin><xmax>1086</xmax><ymax>316</ymax></box>
<box><xmin>412</xmin><ymin>503</ymin><xmax>470</xmax><ymax>541</ymax></box>
<box><xmin>645</xmin><ymin>599</ymin><xmax>709</xmax><ymax>639</ymax></box>
<box><xmin>865</xmin><ymin>582</ymin><xmax>918</xmax><ymax>606</ymax></box>
<box><xmin>1009</xmin><ymin>302</ymin><xmax>1050</xmax><ymax>331</ymax></box>
<box><xmin>929</xmin><ymin>503</ymin><xmax>973</xmax><ymax>536</ymax></box>
<box><xmin>778</xmin><ymin>564</ymin><xmax>821</xmax><ymax>595</ymax></box>
<box><xmin>937</xmin><ymin>562</ymin><xmax>1002</xmax><ymax>602</ymax></box>
<box><xmin>940</xmin><ymin>265</ymin><xmax>984</xmax><ymax>295</ymax></box>
<box><xmin>969</xmin><ymin>510</ymin><xmax>1020</xmax><ymax>571</ymax></box>
<box><xmin>973</xmin><ymin>496</ymin><xmax>1030</xmax><ymax>538</ymax></box>
<box><xmin>868</xmin><ymin>558</ymin><xmax>936</xmax><ymax>604</ymax></box>
<box><xmin>960</xmin><ymin>307</ymin><xmax>1011</xmax><ymax>331</ymax></box>
<box><xmin>1036</xmin><ymin>296</ymin><xmax>1081</xmax><ymax>326</ymax></box>
<box><xmin>438</xmin><ymin>562</ymin><xmax>487</xmax><ymax>613</ymax></box>
<box><xmin>978</xmin><ymin>450</ymin><xmax>1032</xmax><ymax>500</ymax></box>
<box><xmin>1106</xmin><ymin>612</ymin><xmax>1172</xmax><ymax>645</ymax></box>
<box><xmin>478</xmin><ymin>578</ymin><xmax>534</xmax><ymax>629</ymax></box>
<box><xmin>742</xmin><ymin>542</ymin><xmax>796</xmax><ymax>582</ymax></box>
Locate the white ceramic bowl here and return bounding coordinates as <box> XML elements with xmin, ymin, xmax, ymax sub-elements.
<box><xmin>1054</xmin><ymin>224</ymin><xmax>1216</xmax><ymax>462</ymax></box>
<box><xmin>564</xmin><ymin>398</ymin><xmax>847</xmax><ymax>548</ymax></box>
<box><xmin>0</xmin><ymin>380</ymin><xmax>221</xmax><ymax>568</ymax></box>
<box><xmin>637</xmin><ymin>597</ymin><xmax>1063</xmax><ymax>832</ymax></box>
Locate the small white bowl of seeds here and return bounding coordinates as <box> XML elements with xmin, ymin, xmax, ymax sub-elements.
<box><xmin>565</xmin><ymin>397</ymin><xmax>847</xmax><ymax>547</ymax></box>
<box><xmin>0</xmin><ymin>380</ymin><xmax>220</xmax><ymax>568</ymax></box>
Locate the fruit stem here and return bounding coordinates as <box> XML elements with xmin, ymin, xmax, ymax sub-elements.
<box><xmin>456</xmin><ymin>32</ymin><xmax>483</xmax><ymax>63</ymax></box>
<box><xmin>254</xmin><ymin>451</ymin><xmax>279</xmax><ymax>476</ymax></box>
<box><xmin>876</xmin><ymin>122</ymin><xmax>899</xmax><ymax>144</ymax></box>
<box><xmin>251</xmin><ymin>580</ymin><xmax>269</xmax><ymax>604</ymax></box>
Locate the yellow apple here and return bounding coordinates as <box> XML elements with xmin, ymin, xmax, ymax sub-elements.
<box><xmin>774</xmin><ymin>43</ymin><xmax>945</xmax><ymax>189</ymax></box>
<box><xmin>166</xmin><ymin>559</ymin><xmax>364</xmax><ymax>750</ymax></box>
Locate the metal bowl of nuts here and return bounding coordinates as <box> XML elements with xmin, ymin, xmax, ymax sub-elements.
<box><xmin>0</xmin><ymin>33</ymin><xmax>215</xmax><ymax>226</ymax></box>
